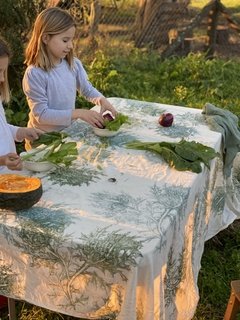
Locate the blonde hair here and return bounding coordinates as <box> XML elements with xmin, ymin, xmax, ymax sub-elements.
<box><xmin>0</xmin><ymin>38</ymin><xmax>10</xmax><ymax>103</ymax></box>
<box><xmin>25</xmin><ymin>7</ymin><xmax>75</xmax><ymax>71</ymax></box>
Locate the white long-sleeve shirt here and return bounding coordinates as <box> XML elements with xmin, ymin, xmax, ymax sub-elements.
<box><xmin>0</xmin><ymin>100</ymin><xmax>19</xmax><ymax>171</ymax></box>
<box><xmin>22</xmin><ymin>57</ymin><xmax>103</xmax><ymax>132</ymax></box>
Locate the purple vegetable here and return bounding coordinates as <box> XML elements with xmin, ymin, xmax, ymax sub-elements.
<box><xmin>103</xmin><ymin>113</ymin><xmax>114</xmax><ymax>122</ymax></box>
<box><xmin>158</xmin><ymin>113</ymin><xmax>174</xmax><ymax>127</ymax></box>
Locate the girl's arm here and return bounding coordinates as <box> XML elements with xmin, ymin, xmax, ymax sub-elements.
<box><xmin>75</xmin><ymin>59</ymin><xmax>117</xmax><ymax>117</ymax></box>
<box><xmin>8</xmin><ymin>124</ymin><xmax>42</xmax><ymax>142</ymax></box>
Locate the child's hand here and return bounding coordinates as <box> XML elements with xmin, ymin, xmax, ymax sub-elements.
<box><xmin>99</xmin><ymin>97</ymin><xmax>117</xmax><ymax>117</ymax></box>
<box><xmin>72</xmin><ymin>109</ymin><xmax>105</xmax><ymax>128</ymax></box>
<box><xmin>0</xmin><ymin>153</ymin><xmax>22</xmax><ymax>171</ymax></box>
<box><xmin>17</xmin><ymin>128</ymin><xmax>44</xmax><ymax>142</ymax></box>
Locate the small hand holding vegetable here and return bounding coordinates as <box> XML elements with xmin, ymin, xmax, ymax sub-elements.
<box><xmin>102</xmin><ymin>112</ymin><xmax>130</xmax><ymax>131</ymax></box>
<box><xmin>72</xmin><ymin>109</ymin><xmax>105</xmax><ymax>129</ymax></box>
<box><xmin>16</xmin><ymin>127</ymin><xmax>43</xmax><ymax>142</ymax></box>
<box><xmin>99</xmin><ymin>97</ymin><xmax>117</xmax><ymax>118</ymax></box>
<box><xmin>0</xmin><ymin>153</ymin><xmax>22</xmax><ymax>171</ymax></box>
<box><xmin>72</xmin><ymin>98</ymin><xmax>117</xmax><ymax>129</ymax></box>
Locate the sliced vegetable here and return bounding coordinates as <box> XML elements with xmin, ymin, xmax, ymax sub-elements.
<box><xmin>0</xmin><ymin>174</ymin><xmax>42</xmax><ymax>210</ymax></box>
<box><xmin>103</xmin><ymin>113</ymin><xmax>114</xmax><ymax>122</ymax></box>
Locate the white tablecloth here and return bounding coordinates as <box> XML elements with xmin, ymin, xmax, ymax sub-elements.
<box><xmin>0</xmin><ymin>97</ymin><xmax>239</xmax><ymax>320</ymax></box>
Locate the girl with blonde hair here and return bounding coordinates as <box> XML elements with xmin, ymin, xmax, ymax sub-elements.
<box><xmin>23</xmin><ymin>7</ymin><xmax>117</xmax><ymax>134</ymax></box>
<box><xmin>0</xmin><ymin>37</ymin><xmax>41</xmax><ymax>171</ymax></box>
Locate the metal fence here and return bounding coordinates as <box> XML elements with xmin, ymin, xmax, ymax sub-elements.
<box><xmin>54</xmin><ymin>0</ymin><xmax>240</xmax><ymax>59</ymax></box>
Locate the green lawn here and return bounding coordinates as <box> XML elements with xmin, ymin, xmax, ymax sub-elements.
<box><xmin>191</xmin><ymin>0</ymin><xmax>240</xmax><ymax>9</ymax></box>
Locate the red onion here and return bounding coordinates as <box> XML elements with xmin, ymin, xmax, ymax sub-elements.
<box><xmin>159</xmin><ymin>113</ymin><xmax>174</xmax><ymax>127</ymax></box>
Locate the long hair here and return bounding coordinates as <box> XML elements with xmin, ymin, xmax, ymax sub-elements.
<box><xmin>25</xmin><ymin>7</ymin><xmax>75</xmax><ymax>71</ymax></box>
<box><xmin>0</xmin><ymin>38</ymin><xmax>10</xmax><ymax>103</ymax></box>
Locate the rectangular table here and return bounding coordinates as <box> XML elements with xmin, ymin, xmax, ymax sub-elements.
<box><xmin>0</xmin><ymin>97</ymin><xmax>238</xmax><ymax>320</ymax></box>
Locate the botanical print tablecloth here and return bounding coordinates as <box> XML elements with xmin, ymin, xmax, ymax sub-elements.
<box><xmin>0</xmin><ymin>97</ymin><xmax>240</xmax><ymax>320</ymax></box>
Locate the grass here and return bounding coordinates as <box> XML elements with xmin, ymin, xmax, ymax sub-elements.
<box><xmin>0</xmin><ymin>302</ymin><xmax>80</xmax><ymax>319</ymax></box>
<box><xmin>193</xmin><ymin>221</ymin><xmax>240</xmax><ymax>320</ymax></box>
<box><xmin>191</xmin><ymin>0</ymin><xmax>240</xmax><ymax>9</ymax></box>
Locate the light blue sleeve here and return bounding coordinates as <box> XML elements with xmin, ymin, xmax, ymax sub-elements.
<box><xmin>22</xmin><ymin>67</ymin><xmax>72</xmax><ymax>127</ymax></box>
<box><xmin>8</xmin><ymin>124</ymin><xmax>19</xmax><ymax>141</ymax></box>
<box><xmin>74</xmin><ymin>58</ymin><xmax>104</xmax><ymax>102</ymax></box>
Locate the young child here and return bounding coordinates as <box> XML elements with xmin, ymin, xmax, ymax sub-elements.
<box><xmin>0</xmin><ymin>38</ymin><xmax>41</xmax><ymax>171</ymax></box>
<box><xmin>22</xmin><ymin>7</ymin><xmax>117</xmax><ymax>134</ymax></box>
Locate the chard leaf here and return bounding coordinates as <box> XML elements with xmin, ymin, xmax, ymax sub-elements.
<box><xmin>45</xmin><ymin>142</ymin><xmax>78</xmax><ymax>165</ymax></box>
<box><xmin>175</xmin><ymin>144</ymin><xmax>200</xmax><ymax>162</ymax></box>
<box><xmin>22</xmin><ymin>131</ymin><xmax>78</xmax><ymax>167</ymax></box>
<box><xmin>32</xmin><ymin>131</ymin><xmax>68</xmax><ymax>148</ymax></box>
<box><xmin>160</xmin><ymin>146</ymin><xmax>202</xmax><ymax>173</ymax></box>
<box><xmin>175</xmin><ymin>140</ymin><xmax>219</xmax><ymax>168</ymax></box>
<box><xmin>104</xmin><ymin>113</ymin><xmax>130</xmax><ymax>131</ymax></box>
<box><xmin>125</xmin><ymin>139</ymin><xmax>218</xmax><ymax>173</ymax></box>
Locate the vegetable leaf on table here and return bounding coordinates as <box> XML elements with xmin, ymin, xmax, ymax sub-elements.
<box><xmin>125</xmin><ymin>139</ymin><xmax>219</xmax><ymax>173</ymax></box>
<box><xmin>21</xmin><ymin>131</ymin><xmax>78</xmax><ymax>167</ymax></box>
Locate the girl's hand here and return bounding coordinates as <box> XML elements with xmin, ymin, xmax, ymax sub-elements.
<box><xmin>0</xmin><ymin>153</ymin><xmax>22</xmax><ymax>171</ymax></box>
<box><xmin>17</xmin><ymin>128</ymin><xmax>44</xmax><ymax>142</ymax></box>
<box><xmin>72</xmin><ymin>109</ymin><xmax>105</xmax><ymax>128</ymax></box>
<box><xmin>99</xmin><ymin>97</ymin><xmax>117</xmax><ymax>117</ymax></box>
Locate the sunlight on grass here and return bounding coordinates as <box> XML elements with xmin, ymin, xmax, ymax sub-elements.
<box><xmin>191</xmin><ymin>0</ymin><xmax>240</xmax><ymax>9</ymax></box>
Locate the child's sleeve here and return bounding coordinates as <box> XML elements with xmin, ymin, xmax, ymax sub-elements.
<box><xmin>75</xmin><ymin>59</ymin><xmax>104</xmax><ymax>105</ymax></box>
<box><xmin>22</xmin><ymin>67</ymin><xmax>72</xmax><ymax>127</ymax></box>
<box><xmin>8</xmin><ymin>124</ymin><xmax>20</xmax><ymax>141</ymax></box>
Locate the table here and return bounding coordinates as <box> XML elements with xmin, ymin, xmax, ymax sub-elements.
<box><xmin>0</xmin><ymin>97</ymin><xmax>239</xmax><ymax>320</ymax></box>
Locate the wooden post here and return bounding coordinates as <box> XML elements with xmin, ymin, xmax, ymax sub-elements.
<box><xmin>224</xmin><ymin>280</ymin><xmax>240</xmax><ymax>320</ymax></box>
<box><xmin>89</xmin><ymin>0</ymin><xmax>101</xmax><ymax>37</ymax></box>
<box><xmin>205</xmin><ymin>0</ymin><xmax>221</xmax><ymax>58</ymax></box>
<box><xmin>8</xmin><ymin>298</ymin><xmax>16</xmax><ymax>320</ymax></box>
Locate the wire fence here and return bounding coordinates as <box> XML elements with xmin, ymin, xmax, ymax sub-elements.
<box><xmin>54</xmin><ymin>0</ymin><xmax>240</xmax><ymax>59</ymax></box>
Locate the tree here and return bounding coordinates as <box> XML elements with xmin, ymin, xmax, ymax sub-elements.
<box><xmin>0</xmin><ymin>0</ymin><xmax>46</xmax><ymax>89</ymax></box>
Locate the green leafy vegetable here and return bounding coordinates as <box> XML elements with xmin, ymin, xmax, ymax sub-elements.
<box><xmin>125</xmin><ymin>139</ymin><xmax>219</xmax><ymax>173</ymax></box>
<box><xmin>21</xmin><ymin>131</ymin><xmax>78</xmax><ymax>167</ymax></box>
<box><xmin>31</xmin><ymin>131</ymin><xmax>68</xmax><ymax>148</ymax></box>
<box><xmin>104</xmin><ymin>113</ymin><xmax>130</xmax><ymax>131</ymax></box>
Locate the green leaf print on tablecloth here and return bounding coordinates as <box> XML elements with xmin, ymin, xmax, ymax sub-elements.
<box><xmin>90</xmin><ymin>184</ymin><xmax>189</xmax><ymax>249</ymax></box>
<box><xmin>1</xmin><ymin>207</ymin><xmax>143</xmax><ymax>313</ymax></box>
<box><xmin>49</xmin><ymin>166</ymin><xmax>103</xmax><ymax>186</ymax></box>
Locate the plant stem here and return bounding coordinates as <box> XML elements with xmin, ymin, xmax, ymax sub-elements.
<box><xmin>20</xmin><ymin>145</ymin><xmax>48</xmax><ymax>161</ymax></box>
